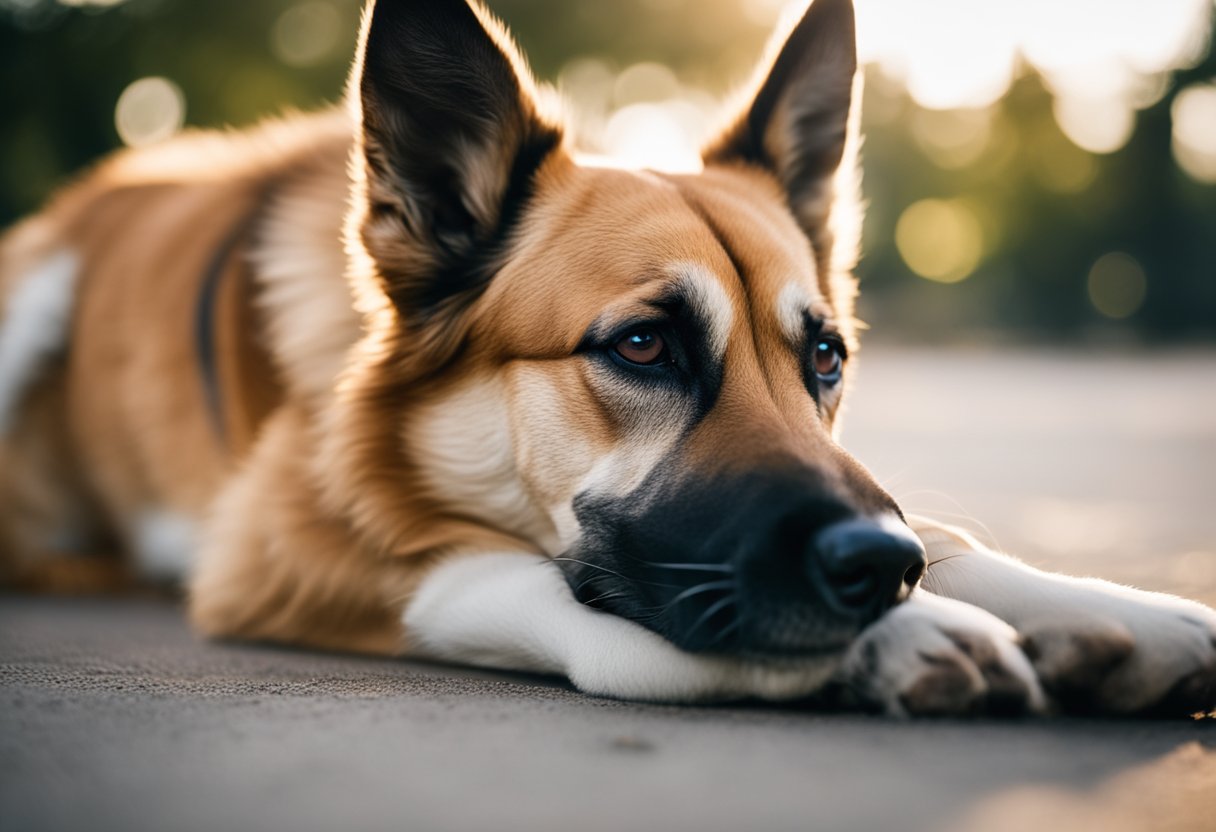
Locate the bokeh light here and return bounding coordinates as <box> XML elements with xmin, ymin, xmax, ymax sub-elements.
<box><xmin>114</xmin><ymin>77</ymin><xmax>185</xmax><ymax>148</ymax></box>
<box><xmin>271</xmin><ymin>2</ymin><xmax>341</xmax><ymax>69</ymax></box>
<box><xmin>1032</xmin><ymin>136</ymin><xmax>1099</xmax><ymax>194</ymax></box>
<box><xmin>1171</xmin><ymin>82</ymin><xmax>1216</xmax><ymax>183</ymax></box>
<box><xmin>559</xmin><ymin>56</ymin><xmax>714</xmax><ymax>171</ymax></box>
<box><xmin>894</xmin><ymin>198</ymin><xmax>984</xmax><ymax>284</ymax></box>
<box><xmin>733</xmin><ymin>0</ymin><xmax>1214</xmax><ymax>159</ymax></box>
<box><xmin>1052</xmin><ymin>95</ymin><xmax>1136</xmax><ymax>154</ymax></box>
<box><xmin>613</xmin><ymin>62</ymin><xmax>681</xmax><ymax>106</ymax></box>
<box><xmin>854</xmin><ymin>0</ymin><xmax>1020</xmax><ymax>110</ymax></box>
<box><xmin>603</xmin><ymin>102</ymin><xmax>704</xmax><ymax>172</ymax></box>
<box><xmin>1087</xmin><ymin>252</ymin><xmax>1148</xmax><ymax>319</ymax></box>
<box><xmin>910</xmin><ymin>108</ymin><xmax>993</xmax><ymax>170</ymax></box>
<box><xmin>557</xmin><ymin>0</ymin><xmax>1213</xmax><ymax>170</ymax></box>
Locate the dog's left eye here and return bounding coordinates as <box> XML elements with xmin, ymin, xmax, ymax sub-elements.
<box><xmin>813</xmin><ymin>338</ymin><xmax>846</xmax><ymax>384</ymax></box>
<box><xmin>613</xmin><ymin>327</ymin><xmax>668</xmax><ymax>366</ymax></box>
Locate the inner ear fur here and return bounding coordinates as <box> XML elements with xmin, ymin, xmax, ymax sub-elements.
<box><xmin>350</xmin><ymin>0</ymin><xmax>564</xmax><ymax>319</ymax></box>
<box><xmin>703</xmin><ymin>0</ymin><xmax>862</xmax><ymax>307</ymax></box>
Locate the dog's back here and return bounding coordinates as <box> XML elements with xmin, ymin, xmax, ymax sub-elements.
<box><xmin>0</xmin><ymin>110</ymin><xmax>355</xmax><ymax>588</ymax></box>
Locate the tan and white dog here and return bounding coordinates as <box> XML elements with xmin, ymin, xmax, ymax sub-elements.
<box><xmin>1</xmin><ymin>0</ymin><xmax>1214</xmax><ymax>717</ymax></box>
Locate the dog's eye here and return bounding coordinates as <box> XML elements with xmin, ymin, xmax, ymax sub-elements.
<box><xmin>813</xmin><ymin>338</ymin><xmax>846</xmax><ymax>384</ymax></box>
<box><xmin>614</xmin><ymin>328</ymin><xmax>667</xmax><ymax>366</ymax></box>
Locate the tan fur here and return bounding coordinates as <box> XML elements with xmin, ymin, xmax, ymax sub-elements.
<box><xmin>0</xmin><ymin>0</ymin><xmax>867</xmax><ymax>655</ymax></box>
<box><xmin>0</xmin><ymin>113</ymin><xmax>353</xmax><ymax>590</ymax></box>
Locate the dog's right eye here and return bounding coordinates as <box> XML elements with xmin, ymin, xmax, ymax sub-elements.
<box><xmin>613</xmin><ymin>327</ymin><xmax>668</xmax><ymax>366</ymax></box>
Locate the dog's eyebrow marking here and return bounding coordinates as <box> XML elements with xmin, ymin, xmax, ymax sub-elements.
<box><xmin>776</xmin><ymin>281</ymin><xmax>816</xmax><ymax>344</ymax></box>
<box><xmin>673</xmin><ymin>264</ymin><xmax>733</xmax><ymax>360</ymax></box>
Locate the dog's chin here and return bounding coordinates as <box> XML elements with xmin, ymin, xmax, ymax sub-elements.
<box><xmin>575</xmin><ymin>586</ymin><xmax>867</xmax><ymax>667</ymax></box>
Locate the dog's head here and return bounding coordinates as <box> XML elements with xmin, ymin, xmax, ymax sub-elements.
<box><xmin>338</xmin><ymin>0</ymin><xmax>924</xmax><ymax>660</ymax></box>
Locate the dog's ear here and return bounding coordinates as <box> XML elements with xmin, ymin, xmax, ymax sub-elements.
<box><xmin>352</xmin><ymin>0</ymin><xmax>563</xmax><ymax>314</ymax></box>
<box><xmin>703</xmin><ymin>0</ymin><xmax>858</xmax><ymax>247</ymax></box>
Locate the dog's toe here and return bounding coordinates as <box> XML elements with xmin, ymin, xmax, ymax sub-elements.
<box><xmin>1136</xmin><ymin>661</ymin><xmax>1216</xmax><ymax>718</ymax></box>
<box><xmin>1019</xmin><ymin>598</ymin><xmax>1216</xmax><ymax>716</ymax></box>
<box><xmin>835</xmin><ymin>592</ymin><xmax>1045</xmax><ymax>718</ymax></box>
<box><xmin>898</xmin><ymin>651</ymin><xmax>985</xmax><ymax>716</ymax></box>
<box><xmin>1021</xmin><ymin>616</ymin><xmax>1135</xmax><ymax>711</ymax></box>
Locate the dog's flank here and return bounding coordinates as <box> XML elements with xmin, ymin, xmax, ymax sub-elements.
<box><xmin>1</xmin><ymin>0</ymin><xmax>1214</xmax><ymax>716</ymax></box>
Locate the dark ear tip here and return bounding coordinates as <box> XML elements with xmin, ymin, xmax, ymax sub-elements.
<box><xmin>808</xmin><ymin>0</ymin><xmax>855</xmax><ymax>18</ymax></box>
<box><xmin>788</xmin><ymin>0</ymin><xmax>858</xmax><ymax>70</ymax></box>
<box><xmin>365</xmin><ymin>0</ymin><xmax>480</xmax><ymax>33</ymax></box>
<box><xmin>800</xmin><ymin>0</ymin><xmax>856</xmax><ymax>39</ymax></box>
<box><xmin>369</xmin><ymin>0</ymin><xmax>472</xmax><ymax>13</ymax></box>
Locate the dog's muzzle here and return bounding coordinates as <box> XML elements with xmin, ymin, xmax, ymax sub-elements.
<box><xmin>559</xmin><ymin>467</ymin><xmax>926</xmax><ymax>658</ymax></box>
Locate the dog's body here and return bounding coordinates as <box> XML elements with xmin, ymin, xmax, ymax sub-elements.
<box><xmin>2</xmin><ymin>0</ymin><xmax>1214</xmax><ymax>716</ymax></box>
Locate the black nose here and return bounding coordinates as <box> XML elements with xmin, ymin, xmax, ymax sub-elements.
<box><xmin>810</xmin><ymin>519</ymin><xmax>926</xmax><ymax>622</ymax></box>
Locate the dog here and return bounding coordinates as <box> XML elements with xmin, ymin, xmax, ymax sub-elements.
<box><xmin>1</xmin><ymin>0</ymin><xmax>1213</xmax><ymax>717</ymax></box>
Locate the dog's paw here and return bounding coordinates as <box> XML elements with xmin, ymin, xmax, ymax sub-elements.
<box><xmin>1018</xmin><ymin>584</ymin><xmax>1216</xmax><ymax>716</ymax></box>
<box><xmin>830</xmin><ymin>591</ymin><xmax>1047</xmax><ymax>718</ymax></box>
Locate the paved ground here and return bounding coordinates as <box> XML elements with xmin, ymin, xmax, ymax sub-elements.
<box><xmin>3</xmin><ymin>347</ymin><xmax>1216</xmax><ymax>832</ymax></box>
<box><xmin>844</xmin><ymin>346</ymin><xmax>1216</xmax><ymax>608</ymax></box>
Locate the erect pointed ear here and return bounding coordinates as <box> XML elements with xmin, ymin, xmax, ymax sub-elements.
<box><xmin>351</xmin><ymin>0</ymin><xmax>563</xmax><ymax>314</ymax></box>
<box><xmin>703</xmin><ymin>0</ymin><xmax>858</xmax><ymax>248</ymax></box>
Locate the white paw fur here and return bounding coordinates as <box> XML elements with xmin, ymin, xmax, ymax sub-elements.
<box><xmin>830</xmin><ymin>590</ymin><xmax>1047</xmax><ymax>717</ymax></box>
<box><xmin>915</xmin><ymin>518</ymin><xmax>1216</xmax><ymax>715</ymax></box>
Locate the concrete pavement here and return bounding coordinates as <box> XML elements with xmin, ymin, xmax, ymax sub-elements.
<box><xmin>3</xmin><ymin>347</ymin><xmax>1216</xmax><ymax>832</ymax></box>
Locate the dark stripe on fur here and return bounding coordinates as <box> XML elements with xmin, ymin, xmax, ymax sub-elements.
<box><xmin>194</xmin><ymin>189</ymin><xmax>277</xmax><ymax>444</ymax></box>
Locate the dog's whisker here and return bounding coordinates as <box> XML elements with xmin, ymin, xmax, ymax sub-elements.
<box><xmin>610</xmin><ymin>550</ymin><xmax>736</xmax><ymax>575</ymax></box>
<box><xmin>703</xmin><ymin>616</ymin><xmax>742</xmax><ymax>651</ymax></box>
<box><xmin>549</xmin><ymin>557</ymin><xmax>682</xmax><ymax>590</ymax></box>
<box><xmin>579</xmin><ymin>575</ymin><xmax>739</xmax><ymax>620</ymax></box>
<box><xmin>893</xmin><ymin>492</ymin><xmax>1002</xmax><ymax>551</ymax></box>
<box><xmin>572</xmin><ymin>574</ymin><xmax>600</xmax><ymax>597</ymax></box>
<box><xmin>683</xmin><ymin>595</ymin><xmax>738</xmax><ymax>644</ymax></box>
<box><xmin>642</xmin><ymin>561</ymin><xmax>736</xmax><ymax>574</ymax></box>
<box><xmin>581</xmin><ymin>589</ymin><xmax>629</xmax><ymax>607</ymax></box>
<box><xmin>926</xmin><ymin>554</ymin><xmax>968</xmax><ymax>570</ymax></box>
<box><xmin>658</xmin><ymin>580</ymin><xmax>738</xmax><ymax>613</ymax></box>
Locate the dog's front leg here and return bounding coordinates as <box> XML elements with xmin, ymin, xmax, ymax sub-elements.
<box><xmin>403</xmin><ymin>552</ymin><xmax>841</xmax><ymax>704</ymax></box>
<box><xmin>910</xmin><ymin>516</ymin><xmax>1216</xmax><ymax>715</ymax></box>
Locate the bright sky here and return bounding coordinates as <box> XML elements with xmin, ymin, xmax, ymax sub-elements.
<box><xmin>849</xmin><ymin>0</ymin><xmax>1210</xmax><ymax>108</ymax></box>
<box><xmin>575</xmin><ymin>0</ymin><xmax>1214</xmax><ymax>172</ymax></box>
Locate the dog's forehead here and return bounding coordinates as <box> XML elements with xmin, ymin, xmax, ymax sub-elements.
<box><xmin>480</xmin><ymin>162</ymin><xmax>829</xmax><ymax>356</ymax></box>
<box><xmin>666</xmin><ymin>167</ymin><xmax>835</xmax><ymax>335</ymax></box>
<box><xmin>591</xmin><ymin>164</ymin><xmax>834</xmax><ymax>342</ymax></box>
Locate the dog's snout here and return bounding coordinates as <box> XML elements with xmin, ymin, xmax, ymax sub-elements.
<box><xmin>565</xmin><ymin>467</ymin><xmax>927</xmax><ymax>657</ymax></box>
<box><xmin>810</xmin><ymin>519</ymin><xmax>926</xmax><ymax>622</ymax></box>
